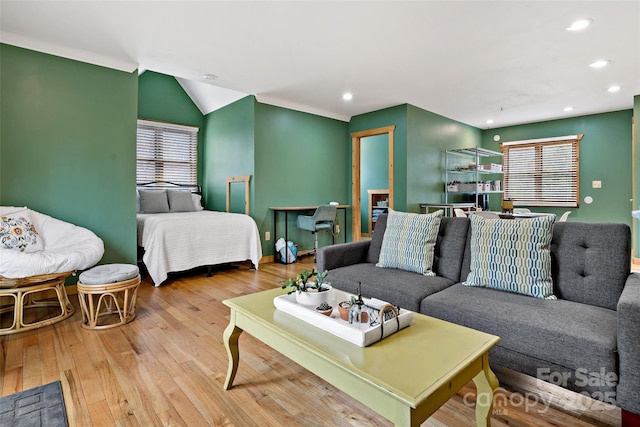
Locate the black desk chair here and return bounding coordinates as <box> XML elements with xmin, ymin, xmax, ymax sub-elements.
<box><xmin>296</xmin><ymin>205</ymin><xmax>337</xmax><ymax>261</ymax></box>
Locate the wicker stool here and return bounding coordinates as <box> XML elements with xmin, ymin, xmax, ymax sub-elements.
<box><xmin>77</xmin><ymin>264</ymin><xmax>140</xmax><ymax>330</ymax></box>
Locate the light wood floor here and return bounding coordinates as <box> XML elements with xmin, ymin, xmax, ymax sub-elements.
<box><xmin>0</xmin><ymin>258</ymin><xmax>620</xmax><ymax>426</ymax></box>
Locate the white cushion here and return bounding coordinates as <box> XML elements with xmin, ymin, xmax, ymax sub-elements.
<box><xmin>192</xmin><ymin>194</ymin><xmax>204</xmax><ymax>211</ymax></box>
<box><xmin>0</xmin><ymin>207</ymin><xmax>104</xmax><ymax>279</ymax></box>
<box><xmin>79</xmin><ymin>263</ymin><xmax>139</xmax><ymax>285</ymax></box>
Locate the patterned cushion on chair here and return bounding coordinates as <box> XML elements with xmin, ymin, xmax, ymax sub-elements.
<box><xmin>0</xmin><ymin>209</ymin><xmax>44</xmax><ymax>253</ymax></box>
<box><xmin>376</xmin><ymin>209</ymin><xmax>442</xmax><ymax>276</ymax></box>
<box><xmin>464</xmin><ymin>214</ymin><xmax>556</xmax><ymax>299</ymax></box>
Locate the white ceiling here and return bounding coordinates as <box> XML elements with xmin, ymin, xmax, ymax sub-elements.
<box><xmin>1</xmin><ymin>1</ymin><xmax>639</xmax><ymax>128</ymax></box>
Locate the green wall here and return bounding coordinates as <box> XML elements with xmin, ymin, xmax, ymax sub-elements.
<box><xmin>0</xmin><ymin>44</ymin><xmax>138</xmax><ymax>266</ymax></box>
<box><xmin>138</xmin><ymin>71</ymin><xmax>205</xmax><ymax>187</ymax></box>
<box><xmin>202</xmin><ymin>97</ymin><xmax>349</xmax><ymax>257</ymax></box>
<box><xmin>255</xmin><ymin>101</ymin><xmax>350</xmax><ymax>255</ymax></box>
<box><xmin>349</xmin><ymin>104</ymin><xmax>483</xmax><ymax>215</ymax></box>
<box><xmin>407</xmin><ymin>105</ymin><xmax>483</xmax><ymax>212</ymax></box>
<box><xmin>481</xmin><ymin>110</ymin><xmax>634</xmax><ymax>225</ymax></box>
<box><xmin>202</xmin><ymin>96</ymin><xmax>255</xmax><ymax>213</ymax></box>
<box><xmin>350</xmin><ymin>105</ymin><xmax>409</xmax><ymax>212</ymax></box>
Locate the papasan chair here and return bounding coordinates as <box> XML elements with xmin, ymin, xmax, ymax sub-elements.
<box><xmin>0</xmin><ymin>206</ymin><xmax>104</xmax><ymax>335</ymax></box>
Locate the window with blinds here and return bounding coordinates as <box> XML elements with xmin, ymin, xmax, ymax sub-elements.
<box><xmin>136</xmin><ymin>119</ymin><xmax>198</xmax><ymax>186</ymax></box>
<box><xmin>502</xmin><ymin>134</ymin><xmax>581</xmax><ymax>207</ymax></box>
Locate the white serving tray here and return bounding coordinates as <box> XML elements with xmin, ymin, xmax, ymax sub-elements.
<box><xmin>273</xmin><ymin>291</ymin><xmax>413</xmax><ymax>347</ymax></box>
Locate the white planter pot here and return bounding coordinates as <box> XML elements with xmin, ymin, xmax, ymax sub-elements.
<box><xmin>295</xmin><ymin>284</ymin><xmax>332</xmax><ymax>307</ymax></box>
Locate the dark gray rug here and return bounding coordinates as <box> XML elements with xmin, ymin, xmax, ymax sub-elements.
<box><xmin>0</xmin><ymin>381</ymin><xmax>68</xmax><ymax>427</ymax></box>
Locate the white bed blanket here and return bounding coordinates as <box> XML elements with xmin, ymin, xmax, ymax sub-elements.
<box><xmin>137</xmin><ymin>211</ymin><xmax>263</xmax><ymax>286</ymax></box>
<box><xmin>0</xmin><ymin>206</ymin><xmax>104</xmax><ymax>278</ymax></box>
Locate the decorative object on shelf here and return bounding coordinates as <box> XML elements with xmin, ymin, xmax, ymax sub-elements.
<box><xmin>315</xmin><ymin>301</ymin><xmax>333</xmax><ymax>316</ymax></box>
<box><xmin>279</xmin><ymin>268</ymin><xmax>332</xmax><ymax>306</ymax></box>
<box><xmin>502</xmin><ymin>198</ymin><xmax>514</xmax><ymax>213</ymax></box>
<box><xmin>368</xmin><ymin>189</ymin><xmax>390</xmax><ymax>234</ymax></box>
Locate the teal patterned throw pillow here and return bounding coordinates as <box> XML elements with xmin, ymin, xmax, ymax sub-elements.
<box><xmin>464</xmin><ymin>214</ymin><xmax>556</xmax><ymax>299</ymax></box>
<box><xmin>376</xmin><ymin>209</ymin><xmax>443</xmax><ymax>276</ymax></box>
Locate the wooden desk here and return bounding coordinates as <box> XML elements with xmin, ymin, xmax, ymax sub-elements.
<box><xmin>223</xmin><ymin>288</ymin><xmax>500</xmax><ymax>426</ymax></box>
<box><xmin>269</xmin><ymin>205</ymin><xmax>349</xmax><ymax>260</ymax></box>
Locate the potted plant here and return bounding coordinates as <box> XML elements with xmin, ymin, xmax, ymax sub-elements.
<box><xmin>279</xmin><ymin>268</ymin><xmax>332</xmax><ymax>307</ymax></box>
<box><xmin>315</xmin><ymin>301</ymin><xmax>333</xmax><ymax>316</ymax></box>
<box><xmin>338</xmin><ymin>296</ymin><xmax>355</xmax><ymax>321</ymax></box>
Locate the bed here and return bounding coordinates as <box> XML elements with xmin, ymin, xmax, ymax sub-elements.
<box><xmin>136</xmin><ymin>183</ymin><xmax>262</xmax><ymax>286</ymax></box>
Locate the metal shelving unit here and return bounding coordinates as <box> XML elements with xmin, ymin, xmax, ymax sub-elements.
<box><xmin>444</xmin><ymin>147</ymin><xmax>503</xmax><ymax>209</ymax></box>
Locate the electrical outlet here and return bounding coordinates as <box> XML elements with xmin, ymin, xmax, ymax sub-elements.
<box><xmin>265</xmin><ymin>231</ymin><xmax>270</xmax><ymax>241</ymax></box>
<box><xmin>592</xmin><ymin>180</ymin><xmax>602</xmax><ymax>189</ymax></box>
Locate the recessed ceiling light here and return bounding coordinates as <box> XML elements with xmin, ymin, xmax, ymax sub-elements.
<box><xmin>342</xmin><ymin>92</ymin><xmax>353</xmax><ymax>101</ymax></box>
<box><xmin>203</xmin><ymin>74</ymin><xmax>218</xmax><ymax>80</ymax></box>
<box><xmin>589</xmin><ymin>60</ymin><xmax>610</xmax><ymax>69</ymax></box>
<box><xmin>564</xmin><ymin>107</ymin><xmax>574</xmax><ymax>112</ymax></box>
<box><xmin>485</xmin><ymin>119</ymin><xmax>494</xmax><ymax>124</ymax></box>
<box><xmin>607</xmin><ymin>85</ymin><xmax>621</xmax><ymax>93</ymax></box>
<box><xmin>566</xmin><ymin>18</ymin><xmax>593</xmax><ymax>31</ymax></box>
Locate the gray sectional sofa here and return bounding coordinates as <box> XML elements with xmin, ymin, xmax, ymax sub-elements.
<box><xmin>317</xmin><ymin>213</ymin><xmax>640</xmax><ymax>419</ymax></box>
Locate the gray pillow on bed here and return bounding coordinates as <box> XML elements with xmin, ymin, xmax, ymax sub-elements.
<box><xmin>138</xmin><ymin>190</ymin><xmax>169</xmax><ymax>213</ymax></box>
<box><xmin>168</xmin><ymin>190</ymin><xmax>196</xmax><ymax>212</ymax></box>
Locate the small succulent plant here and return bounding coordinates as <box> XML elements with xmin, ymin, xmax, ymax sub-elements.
<box><xmin>316</xmin><ymin>302</ymin><xmax>332</xmax><ymax>311</ymax></box>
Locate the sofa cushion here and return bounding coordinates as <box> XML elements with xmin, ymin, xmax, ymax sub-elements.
<box><xmin>433</xmin><ymin>217</ymin><xmax>470</xmax><ymax>282</ymax></box>
<box><xmin>365</xmin><ymin>213</ymin><xmax>387</xmax><ymax>264</ymax></box>
<box><xmin>421</xmin><ymin>284</ymin><xmax>618</xmax><ymax>396</ymax></box>
<box><xmin>366</xmin><ymin>214</ymin><xmax>469</xmax><ymax>283</ymax></box>
<box><xmin>327</xmin><ymin>263</ymin><xmax>454</xmax><ymax>312</ymax></box>
<box><xmin>551</xmin><ymin>222</ymin><xmax>630</xmax><ymax>310</ymax></box>
<box><xmin>464</xmin><ymin>215</ymin><xmax>556</xmax><ymax>299</ymax></box>
<box><xmin>376</xmin><ymin>209</ymin><xmax>443</xmax><ymax>276</ymax></box>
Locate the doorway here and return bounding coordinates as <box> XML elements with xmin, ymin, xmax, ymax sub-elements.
<box><xmin>351</xmin><ymin>125</ymin><xmax>395</xmax><ymax>241</ymax></box>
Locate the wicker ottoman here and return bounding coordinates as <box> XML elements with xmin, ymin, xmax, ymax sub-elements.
<box><xmin>77</xmin><ymin>264</ymin><xmax>140</xmax><ymax>330</ymax></box>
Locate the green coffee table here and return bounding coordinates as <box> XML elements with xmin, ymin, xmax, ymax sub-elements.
<box><xmin>223</xmin><ymin>288</ymin><xmax>500</xmax><ymax>426</ymax></box>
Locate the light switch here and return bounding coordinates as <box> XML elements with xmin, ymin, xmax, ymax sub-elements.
<box><xmin>592</xmin><ymin>180</ymin><xmax>602</xmax><ymax>188</ymax></box>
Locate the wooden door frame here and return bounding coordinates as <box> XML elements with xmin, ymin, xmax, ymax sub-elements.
<box><xmin>351</xmin><ymin>125</ymin><xmax>395</xmax><ymax>241</ymax></box>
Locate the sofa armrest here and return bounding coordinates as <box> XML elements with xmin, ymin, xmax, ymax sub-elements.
<box><xmin>316</xmin><ymin>241</ymin><xmax>371</xmax><ymax>272</ymax></box>
<box><xmin>617</xmin><ymin>273</ymin><xmax>640</xmax><ymax>414</ymax></box>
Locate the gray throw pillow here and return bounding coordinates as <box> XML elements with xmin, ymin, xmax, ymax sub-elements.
<box><xmin>168</xmin><ymin>190</ymin><xmax>196</xmax><ymax>212</ymax></box>
<box><xmin>138</xmin><ymin>190</ymin><xmax>169</xmax><ymax>213</ymax></box>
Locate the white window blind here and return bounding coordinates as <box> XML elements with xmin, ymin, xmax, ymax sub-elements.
<box><xmin>136</xmin><ymin>119</ymin><xmax>198</xmax><ymax>186</ymax></box>
<box><xmin>502</xmin><ymin>135</ymin><xmax>581</xmax><ymax>207</ymax></box>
